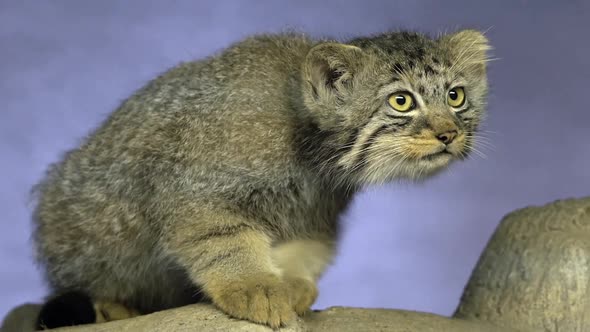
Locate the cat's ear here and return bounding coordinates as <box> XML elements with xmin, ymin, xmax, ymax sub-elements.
<box><xmin>303</xmin><ymin>43</ymin><xmax>364</xmax><ymax>101</ymax></box>
<box><xmin>442</xmin><ymin>29</ymin><xmax>491</xmax><ymax>74</ymax></box>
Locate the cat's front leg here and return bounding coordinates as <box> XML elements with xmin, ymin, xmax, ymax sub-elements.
<box><xmin>271</xmin><ymin>238</ymin><xmax>336</xmax><ymax>314</ymax></box>
<box><xmin>161</xmin><ymin>205</ymin><xmax>316</xmax><ymax>328</ymax></box>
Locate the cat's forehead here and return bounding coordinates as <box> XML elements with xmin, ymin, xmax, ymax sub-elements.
<box><xmin>400</xmin><ymin>58</ymin><xmax>457</xmax><ymax>97</ymax></box>
<box><xmin>387</xmin><ymin>50</ymin><xmax>458</xmax><ymax>98</ymax></box>
<box><xmin>353</xmin><ymin>32</ymin><xmax>458</xmax><ymax>86</ymax></box>
<box><xmin>351</xmin><ymin>31</ymin><xmax>451</xmax><ymax>63</ymax></box>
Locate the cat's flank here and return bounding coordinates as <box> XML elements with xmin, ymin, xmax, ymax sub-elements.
<box><xmin>32</xmin><ymin>29</ymin><xmax>490</xmax><ymax>329</ymax></box>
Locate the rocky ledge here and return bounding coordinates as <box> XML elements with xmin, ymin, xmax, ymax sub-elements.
<box><xmin>3</xmin><ymin>197</ymin><xmax>589</xmax><ymax>332</ymax></box>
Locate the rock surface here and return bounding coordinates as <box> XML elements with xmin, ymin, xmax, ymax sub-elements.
<box><xmin>2</xmin><ymin>304</ymin><xmax>519</xmax><ymax>332</ymax></box>
<box><xmin>455</xmin><ymin>197</ymin><xmax>590</xmax><ymax>331</ymax></box>
<box><xmin>2</xmin><ymin>197</ymin><xmax>589</xmax><ymax>332</ymax></box>
<box><xmin>0</xmin><ymin>304</ymin><xmax>40</xmax><ymax>332</ymax></box>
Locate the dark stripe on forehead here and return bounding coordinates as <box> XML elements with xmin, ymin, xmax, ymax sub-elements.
<box><xmin>403</xmin><ymin>45</ymin><xmax>426</xmax><ymax>62</ymax></box>
<box><xmin>379</xmin><ymin>77</ymin><xmax>400</xmax><ymax>90</ymax></box>
<box><xmin>392</xmin><ymin>63</ymin><xmax>404</xmax><ymax>76</ymax></box>
<box><xmin>424</xmin><ymin>65</ymin><xmax>437</xmax><ymax>76</ymax></box>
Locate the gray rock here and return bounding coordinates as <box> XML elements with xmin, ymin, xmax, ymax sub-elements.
<box><xmin>455</xmin><ymin>197</ymin><xmax>590</xmax><ymax>332</ymax></box>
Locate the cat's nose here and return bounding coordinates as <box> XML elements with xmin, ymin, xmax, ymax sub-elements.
<box><xmin>436</xmin><ymin>130</ymin><xmax>458</xmax><ymax>145</ymax></box>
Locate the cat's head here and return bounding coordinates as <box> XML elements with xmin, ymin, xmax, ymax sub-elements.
<box><xmin>300</xmin><ymin>29</ymin><xmax>490</xmax><ymax>186</ymax></box>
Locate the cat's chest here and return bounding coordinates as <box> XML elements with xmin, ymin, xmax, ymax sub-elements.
<box><xmin>238</xmin><ymin>177</ymin><xmax>350</xmax><ymax>238</ymax></box>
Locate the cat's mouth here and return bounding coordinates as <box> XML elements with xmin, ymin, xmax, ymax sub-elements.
<box><xmin>423</xmin><ymin>149</ymin><xmax>453</xmax><ymax>161</ymax></box>
<box><xmin>422</xmin><ymin>147</ymin><xmax>455</xmax><ymax>161</ymax></box>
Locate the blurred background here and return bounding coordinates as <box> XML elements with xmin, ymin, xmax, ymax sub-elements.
<box><xmin>1</xmin><ymin>0</ymin><xmax>589</xmax><ymax>322</ymax></box>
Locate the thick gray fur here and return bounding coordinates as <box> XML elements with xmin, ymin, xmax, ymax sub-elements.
<box><xmin>32</xmin><ymin>29</ymin><xmax>490</xmax><ymax>328</ymax></box>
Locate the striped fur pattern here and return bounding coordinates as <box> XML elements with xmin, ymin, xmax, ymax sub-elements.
<box><xmin>301</xmin><ymin>30</ymin><xmax>491</xmax><ymax>187</ymax></box>
<box><xmin>31</xmin><ymin>29</ymin><xmax>490</xmax><ymax>329</ymax></box>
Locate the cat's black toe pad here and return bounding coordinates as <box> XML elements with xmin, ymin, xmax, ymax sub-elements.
<box><xmin>36</xmin><ymin>291</ymin><xmax>96</xmax><ymax>329</ymax></box>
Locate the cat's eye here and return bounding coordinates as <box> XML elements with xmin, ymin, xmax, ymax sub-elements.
<box><xmin>388</xmin><ymin>92</ymin><xmax>415</xmax><ymax>112</ymax></box>
<box><xmin>447</xmin><ymin>87</ymin><xmax>466</xmax><ymax>108</ymax></box>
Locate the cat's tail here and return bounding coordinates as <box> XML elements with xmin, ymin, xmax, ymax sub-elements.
<box><xmin>35</xmin><ymin>291</ymin><xmax>139</xmax><ymax>330</ymax></box>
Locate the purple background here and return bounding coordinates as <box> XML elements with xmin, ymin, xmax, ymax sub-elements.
<box><xmin>1</xmin><ymin>0</ymin><xmax>589</xmax><ymax>322</ymax></box>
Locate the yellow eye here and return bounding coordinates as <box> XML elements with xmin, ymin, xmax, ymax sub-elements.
<box><xmin>388</xmin><ymin>92</ymin><xmax>415</xmax><ymax>112</ymax></box>
<box><xmin>447</xmin><ymin>87</ymin><xmax>466</xmax><ymax>108</ymax></box>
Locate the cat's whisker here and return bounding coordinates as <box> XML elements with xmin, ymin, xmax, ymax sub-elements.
<box><xmin>481</xmin><ymin>57</ymin><xmax>501</xmax><ymax>63</ymax></box>
<box><xmin>466</xmin><ymin>133</ymin><xmax>495</xmax><ymax>143</ymax></box>
<box><xmin>468</xmin><ymin>145</ymin><xmax>488</xmax><ymax>159</ymax></box>
<box><xmin>471</xmin><ymin>137</ymin><xmax>496</xmax><ymax>147</ymax></box>
<box><xmin>482</xmin><ymin>25</ymin><xmax>495</xmax><ymax>36</ymax></box>
<box><xmin>468</xmin><ymin>138</ymin><xmax>494</xmax><ymax>148</ymax></box>
<box><xmin>476</xmin><ymin>129</ymin><xmax>501</xmax><ymax>136</ymax></box>
<box><xmin>472</xmin><ymin>138</ymin><xmax>496</xmax><ymax>149</ymax></box>
<box><xmin>466</xmin><ymin>131</ymin><xmax>496</xmax><ymax>140</ymax></box>
<box><xmin>472</xmin><ymin>144</ymin><xmax>495</xmax><ymax>154</ymax></box>
<box><xmin>467</xmin><ymin>131</ymin><xmax>494</xmax><ymax>138</ymax></box>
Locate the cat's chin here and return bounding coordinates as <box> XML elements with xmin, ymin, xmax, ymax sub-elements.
<box><xmin>420</xmin><ymin>151</ymin><xmax>455</xmax><ymax>167</ymax></box>
<box><xmin>412</xmin><ymin>154</ymin><xmax>456</xmax><ymax>180</ymax></box>
<box><xmin>353</xmin><ymin>153</ymin><xmax>457</xmax><ymax>186</ymax></box>
<box><xmin>398</xmin><ymin>155</ymin><xmax>455</xmax><ymax>182</ymax></box>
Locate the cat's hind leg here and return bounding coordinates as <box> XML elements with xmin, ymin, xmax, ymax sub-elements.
<box><xmin>35</xmin><ymin>291</ymin><xmax>139</xmax><ymax>330</ymax></box>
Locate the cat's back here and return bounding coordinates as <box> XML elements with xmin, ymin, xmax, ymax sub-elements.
<box><xmin>102</xmin><ymin>32</ymin><xmax>314</xmax><ymax>149</ymax></box>
<box><xmin>36</xmin><ymin>33</ymin><xmax>318</xmax><ymax>209</ymax></box>
<box><xmin>132</xmin><ymin>32</ymin><xmax>314</xmax><ymax>117</ymax></box>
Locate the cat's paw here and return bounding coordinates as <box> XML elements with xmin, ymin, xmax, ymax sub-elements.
<box><xmin>284</xmin><ymin>276</ymin><xmax>318</xmax><ymax>316</ymax></box>
<box><xmin>94</xmin><ymin>301</ymin><xmax>140</xmax><ymax>323</ymax></box>
<box><xmin>208</xmin><ymin>273</ymin><xmax>296</xmax><ymax>328</ymax></box>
